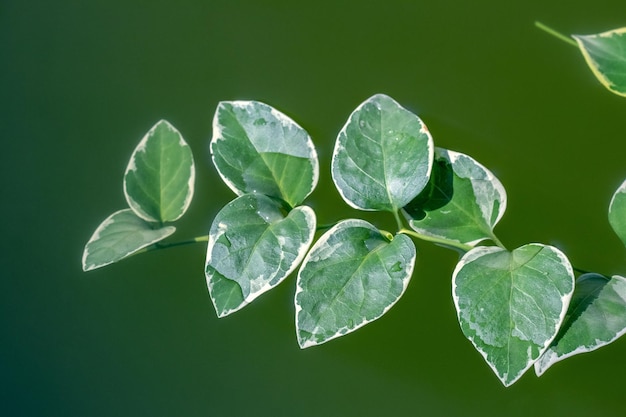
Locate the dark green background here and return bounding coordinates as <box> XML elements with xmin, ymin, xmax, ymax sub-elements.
<box><xmin>3</xmin><ymin>1</ymin><xmax>626</xmax><ymax>416</ymax></box>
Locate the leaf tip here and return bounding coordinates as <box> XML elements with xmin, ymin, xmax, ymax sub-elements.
<box><xmin>296</xmin><ymin>331</ymin><xmax>319</xmax><ymax>349</ymax></box>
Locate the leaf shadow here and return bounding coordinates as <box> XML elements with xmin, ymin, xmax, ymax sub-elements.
<box><xmin>552</xmin><ymin>273</ymin><xmax>609</xmax><ymax>341</ymax></box>
<box><xmin>402</xmin><ymin>156</ymin><xmax>454</xmax><ymax>220</ymax></box>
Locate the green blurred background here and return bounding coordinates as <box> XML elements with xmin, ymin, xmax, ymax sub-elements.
<box><xmin>3</xmin><ymin>1</ymin><xmax>626</xmax><ymax>415</ymax></box>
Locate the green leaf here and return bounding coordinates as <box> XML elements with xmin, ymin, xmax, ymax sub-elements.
<box><xmin>295</xmin><ymin>219</ymin><xmax>416</xmax><ymax>348</ymax></box>
<box><xmin>609</xmin><ymin>179</ymin><xmax>626</xmax><ymax>247</ymax></box>
<box><xmin>124</xmin><ymin>120</ymin><xmax>195</xmax><ymax>223</ymax></box>
<box><xmin>206</xmin><ymin>193</ymin><xmax>316</xmax><ymax>317</ymax></box>
<box><xmin>573</xmin><ymin>28</ymin><xmax>626</xmax><ymax>97</ymax></box>
<box><xmin>453</xmin><ymin>244</ymin><xmax>574</xmax><ymax>386</ymax></box>
<box><xmin>82</xmin><ymin>209</ymin><xmax>176</xmax><ymax>271</ymax></box>
<box><xmin>210</xmin><ymin>101</ymin><xmax>319</xmax><ymax>208</ymax></box>
<box><xmin>535</xmin><ymin>273</ymin><xmax>626</xmax><ymax>375</ymax></box>
<box><xmin>403</xmin><ymin>148</ymin><xmax>506</xmax><ymax>249</ymax></box>
<box><xmin>331</xmin><ymin>94</ymin><xmax>434</xmax><ymax>212</ymax></box>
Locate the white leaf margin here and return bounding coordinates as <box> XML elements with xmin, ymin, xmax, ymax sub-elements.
<box><xmin>608</xmin><ymin>178</ymin><xmax>626</xmax><ymax>244</ymax></box>
<box><xmin>407</xmin><ymin>148</ymin><xmax>507</xmax><ymax>247</ymax></box>
<box><xmin>82</xmin><ymin>208</ymin><xmax>176</xmax><ymax>271</ymax></box>
<box><xmin>452</xmin><ymin>244</ymin><xmax>574</xmax><ymax>386</ymax></box>
<box><xmin>124</xmin><ymin>119</ymin><xmax>195</xmax><ymax>223</ymax></box>
<box><xmin>573</xmin><ymin>28</ymin><xmax>626</xmax><ymax>97</ymax></box>
<box><xmin>534</xmin><ymin>274</ymin><xmax>626</xmax><ymax>376</ymax></box>
<box><xmin>206</xmin><ymin>203</ymin><xmax>317</xmax><ymax>317</ymax></box>
<box><xmin>209</xmin><ymin>100</ymin><xmax>319</xmax><ymax>203</ymax></box>
<box><xmin>331</xmin><ymin>94</ymin><xmax>434</xmax><ymax>211</ymax></box>
<box><xmin>294</xmin><ymin>218</ymin><xmax>416</xmax><ymax>348</ymax></box>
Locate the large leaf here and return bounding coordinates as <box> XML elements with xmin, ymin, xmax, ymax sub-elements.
<box><xmin>210</xmin><ymin>100</ymin><xmax>319</xmax><ymax>208</ymax></box>
<box><xmin>535</xmin><ymin>274</ymin><xmax>626</xmax><ymax>376</ymax></box>
<box><xmin>295</xmin><ymin>219</ymin><xmax>416</xmax><ymax>348</ymax></box>
<box><xmin>331</xmin><ymin>94</ymin><xmax>433</xmax><ymax>212</ymax></box>
<box><xmin>82</xmin><ymin>209</ymin><xmax>176</xmax><ymax>271</ymax></box>
<box><xmin>403</xmin><ymin>148</ymin><xmax>506</xmax><ymax>249</ymax></box>
<box><xmin>573</xmin><ymin>28</ymin><xmax>626</xmax><ymax>97</ymax></box>
<box><xmin>124</xmin><ymin>120</ymin><xmax>195</xmax><ymax>223</ymax></box>
<box><xmin>206</xmin><ymin>193</ymin><xmax>316</xmax><ymax>317</ymax></box>
<box><xmin>453</xmin><ymin>244</ymin><xmax>574</xmax><ymax>386</ymax></box>
<box><xmin>608</xmin><ymin>178</ymin><xmax>626</xmax><ymax>247</ymax></box>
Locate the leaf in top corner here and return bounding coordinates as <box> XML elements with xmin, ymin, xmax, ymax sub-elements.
<box><xmin>82</xmin><ymin>209</ymin><xmax>176</xmax><ymax>271</ymax></box>
<box><xmin>453</xmin><ymin>244</ymin><xmax>574</xmax><ymax>386</ymax></box>
<box><xmin>403</xmin><ymin>148</ymin><xmax>506</xmax><ymax>248</ymax></box>
<box><xmin>295</xmin><ymin>219</ymin><xmax>416</xmax><ymax>348</ymax></box>
<box><xmin>535</xmin><ymin>273</ymin><xmax>626</xmax><ymax>376</ymax></box>
<box><xmin>124</xmin><ymin>120</ymin><xmax>195</xmax><ymax>223</ymax></box>
<box><xmin>608</xmin><ymin>178</ymin><xmax>626</xmax><ymax>247</ymax></box>
<box><xmin>573</xmin><ymin>28</ymin><xmax>626</xmax><ymax>97</ymax></box>
<box><xmin>205</xmin><ymin>193</ymin><xmax>316</xmax><ymax>317</ymax></box>
<box><xmin>210</xmin><ymin>101</ymin><xmax>319</xmax><ymax>208</ymax></box>
<box><xmin>331</xmin><ymin>94</ymin><xmax>434</xmax><ymax>212</ymax></box>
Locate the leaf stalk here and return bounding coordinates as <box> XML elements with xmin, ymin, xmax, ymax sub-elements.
<box><xmin>535</xmin><ymin>21</ymin><xmax>578</xmax><ymax>47</ymax></box>
<box><xmin>398</xmin><ymin>228</ymin><xmax>473</xmax><ymax>252</ymax></box>
<box><xmin>134</xmin><ymin>235</ymin><xmax>209</xmax><ymax>255</ymax></box>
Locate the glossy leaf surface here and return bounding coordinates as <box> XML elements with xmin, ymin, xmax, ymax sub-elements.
<box><xmin>82</xmin><ymin>209</ymin><xmax>175</xmax><ymax>271</ymax></box>
<box><xmin>124</xmin><ymin>120</ymin><xmax>195</xmax><ymax>223</ymax></box>
<box><xmin>403</xmin><ymin>148</ymin><xmax>506</xmax><ymax>249</ymax></box>
<box><xmin>206</xmin><ymin>193</ymin><xmax>316</xmax><ymax>317</ymax></box>
<box><xmin>609</xmin><ymin>179</ymin><xmax>626</xmax><ymax>246</ymax></box>
<box><xmin>573</xmin><ymin>28</ymin><xmax>626</xmax><ymax>97</ymax></box>
<box><xmin>535</xmin><ymin>274</ymin><xmax>626</xmax><ymax>375</ymax></box>
<box><xmin>453</xmin><ymin>244</ymin><xmax>574</xmax><ymax>386</ymax></box>
<box><xmin>331</xmin><ymin>94</ymin><xmax>433</xmax><ymax>212</ymax></box>
<box><xmin>210</xmin><ymin>100</ymin><xmax>318</xmax><ymax>208</ymax></box>
<box><xmin>295</xmin><ymin>219</ymin><xmax>416</xmax><ymax>348</ymax></box>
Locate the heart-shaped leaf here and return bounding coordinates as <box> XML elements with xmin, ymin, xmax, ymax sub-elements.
<box><xmin>295</xmin><ymin>219</ymin><xmax>416</xmax><ymax>348</ymax></box>
<box><xmin>210</xmin><ymin>100</ymin><xmax>319</xmax><ymax>208</ymax></box>
<box><xmin>403</xmin><ymin>148</ymin><xmax>506</xmax><ymax>249</ymax></box>
<box><xmin>609</xmin><ymin>179</ymin><xmax>626</xmax><ymax>247</ymax></box>
<box><xmin>573</xmin><ymin>28</ymin><xmax>626</xmax><ymax>97</ymax></box>
<box><xmin>453</xmin><ymin>244</ymin><xmax>574</xmax><ymax>386</ymax></box>
<box><xmin>535</xmin><ymin>273</ymin><xmax>626</xmax><ymax>376</ymax></box>
<box><xmin>82</xmin><ymin>209</ymin><xmax>176</xmax><ymax>271</ymax></box>
<box><xmin>124</xmin><ymin>120</ymin><xmax>195</xmax><ymax>223</ymax></box>
<box><xmin>331</xmin><ymin>94</ymin><xmax>433</xmax><ymax>212</ymax></box>
<box><xmin>206</xmin><ymin>193</ymin><xmax>316</xmax><ymax>317</ymax></box>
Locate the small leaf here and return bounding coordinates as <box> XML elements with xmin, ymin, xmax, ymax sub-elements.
<box><xmin>295</xmin><ymin>219</ymin><xmax>416</xmax><ymax>348</ymax></box>
<box><xmin>608</xmin><ymin>179</ymin><xmax>626</xmax><ymax>247</ymax></box>
<box><xmin>535</xmin><ymin>274</ymin><xmax>626</xmax><ymax>376</ymax></box>
<box><xmin>206</xmin><ymin>193</ymin><xmax>316</xmax><ymax>317</ymax></box>
<box><xmin>210</xmin><ymin>101</ymin><xmax>319</xmax><ymax>208</ymax></box>
<box><xmin>124</xmin><ymin>120</ymin><xmax>195</xmax><ymax>223</ymax></box>
<box><xmin>403</xmin><ymin>148</ymin><xmax>506</xmax><ymax>248</ymax></box>
<box><xmin>82</xmin><ymin>209</ymin><xmax>176</xmax><ymax>271</ymax></box>
<box><xmin>453</xmin><ymin>244</ymin><xmax>574</xmax><ymax>386</ymax></box>
<box><xmin>331</xmin><ymin>94</ymin><xmax>434</xmax><ymax>212</ymax></box>
<box><xmin>573</xmin><ymin>28</ymin><xmax>626</xmax><ymax>97</ymax></box>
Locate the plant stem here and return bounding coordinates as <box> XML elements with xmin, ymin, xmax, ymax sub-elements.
<box><xmin>134</xmin><ymin>235</ymin><xmax>209</xmax><ymax>255</ymax></box>
<box><xmin>489</xmin><ymin>232</ymin><xmax>507</xmax><ymax>250</ymax></box>
<box><xmin>535</xmin><ymin>21</ymin><xmax>578</xmax><ymax>47</ymax></box>
<box><xmin>379</xmin><ymin>229</ymin><xmax>394</xmax><ymax>242</ymax></box>
<box><xmin>398</xmin><ymin>228</ymin><xmax>473</xmax><ymax>252</ymax></box>
<box><xmin>393</xmin><ymin>209</ymin><xmax>405</xmax><ymax>232</ymax></box>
